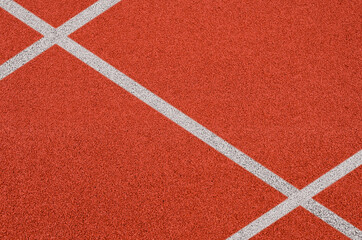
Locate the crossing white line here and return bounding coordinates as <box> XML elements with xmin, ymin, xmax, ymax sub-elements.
<box><xmin>0</xmin><ymin>0</ymin><xmax>121</xmax><ymax>79</ymax></box>
<box><xmin>228</xmin><ymin>151</ymin><xmax>362</xmax><ymax>239</ymax></box>
<box><xmin>56</xmin><ymin>0</ymin><xmax>121</xmax><ymax>35</ymax></box>
<box><xmin>1</xmin><ymin>0</ymin><xmax>53</xmax><ymax>35</ymax></box>
<box><xmin>0</xmin><ymin>0</ymin><xmax>361</xmax><ymax>239</ymax></box>
<box><xmin>0</xmin><ymin>0</ymin><xmax>297</xmax><ymax>198</ymax></box>
<box><xmin>303</xmin><ymin>199</ymin><xmax>362</xmax><ymax>239</ymax></box>
<box><xmin>0</xmin><ymin>37</ymin><xmax>54</xmax><ymax>79</ymax></box>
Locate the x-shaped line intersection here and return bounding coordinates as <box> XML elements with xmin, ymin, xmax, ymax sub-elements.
<box><xmin>0</xmin><ymin>0</ymin><xmax>361</xmax><ymax>239</ymax></box>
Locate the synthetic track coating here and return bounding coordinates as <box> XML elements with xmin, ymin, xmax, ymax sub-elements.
<box><xmin>14</xmin><ymin>0</ymin><xmax>98</xmax><ymax>27</ymax></box>
<box><xmin>71</xmin><ymin>0</ymin><xmax>362</xmax><ymax>189</ymax></box>
<box><xmin>0</xmin><ymin>7</ymin><xmax>41</xmax><ymax>64</ymax></box>
<box><xmin>0</xmin><ymin>0</ymin><xmax>361</xmax><ymax>239</ymax></box>
<box><xmin>0</xmin><ymin>46</ymin><xmax>285</xmax><ymax>239</ymax></box>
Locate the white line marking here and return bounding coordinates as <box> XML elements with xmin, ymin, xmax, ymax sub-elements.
<box><xmin>57</xmin><ymin>38</ymin><xmax>362</xmax><ymax>239</ymax></box>
<box><xmin>0</xmin><ymin>0</ymin><xmax>122</xmax><ymax>78</ymax></box>
<box><xmin>229</xmin><ymin>151</ymin><xmax>362</xmax><ymax>239</ymax></box>
<box><xmin>0</xmin><ymin>0</ymin><xmax>54</xmax><ymax>35</ymax></box>
<box><xmin>0</xmin><ymin>0</ymin><xmax>361</xmax><ymax>239</ymax></box>
<box><xmin>57</xmin><ymin>0</ymin><xmax>121</xmax><ymax>35</ymax></box>
<box><xmin>303</xmin><ymin>199</ymin><xmax>362</xmax><ymax>240</ymax></box>
<box><xmin>0</xmin><ymin>37</ymin><xmax>54</xmax><ymax>79</ymax></box>
<box><xmin>56</xmin><ymin>37</ymin><xmax>297</xmax><ymax>197</ymax></box>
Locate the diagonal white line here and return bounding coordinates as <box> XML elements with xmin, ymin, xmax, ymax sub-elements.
<box><xmin>0</xmin><ymin>0</ymin><xmax>299</xmax><ymax>199</ymax></box>
<box><xmin>0</xmin><ymin>0</ymin><xmax>54</xmax><ymax>35</ymax></box>
<box><xmin>228</xmin><ymin>194</ymin><xmax>302</xmax><ymax>240</ymax></box>
<box><xmin>300</xmin><ymin>152</ymin><xmax>362</xmax><ymax>198</ymax></box>
<box><xmin>56</xmin><ymin>0</ymin><xmax>121</xmax><ymax>35</ymax></box>
<box><xmin>303</xmin><ymin>199</ymin><xmax>362</xmax><ymax>239</ymax></box>
<box><xmin>228</xmin><ymin>150</ymin><xmax>362</xmax><ymax>240</ymax></box>
<box><xmin>1</xmin><ymin>0</ymin><xmax>361</xmax><ymax>239</ymax></box>
<box><xmin>0</xmin><ymin>0</ymin><xmax>296</xmax><ymax>200</ymax></box>
<box><xmin>56</xmin><ymin>37</ymin><xmax>297</xmax><ymax>197</ymax></box>
<box><xmin>57</xmin><ymin>37</ymin><xmax>362</xmax><ymax>239</ymax></box>
<box><xmin>0</xmin><ymin>0</ymin><xmax>122</xmax><ymax>79</ymax></box>
<box><xmin>0</xmin><ymin>37</ymin><xmax>54</xmax><ymax>79</ymax></box>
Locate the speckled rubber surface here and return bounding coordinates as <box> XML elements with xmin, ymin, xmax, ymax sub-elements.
<box><xmin>0</xmin><ymin>0</ymin><xmax>361</xmax><ymax>239</ymax></box>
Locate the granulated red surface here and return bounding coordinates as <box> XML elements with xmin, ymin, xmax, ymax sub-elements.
<box><xmin>1</xmin><ymin>0</ymin><xmax>361</xmax><ymax>239</ymax></box>
<box><xmin>252</xmin><ymin>207</ymin><xmax>349</xmax><ymax>240</ymax></box>
<box><xmin>0</xmin><ymin>8</ymin><xmax>41</xmax><ymax>64</ymax></box>
<box><xmin>14</xmin><ymin>0</ymin><xmax>98</xmax><ymax>27</ymax></box>
<box><xmin>314</xmin><ymin>166</ymin><xmax>362</xmax><ymax>229</ymax></box>
<box><xmin>0</xmin><ymin>46</ymin><xmax>285</xmax><ymax>239</ymax></box>
<box><xmin>71</xmin><ymin>0</ymin><xmax>362</xmax><ymax>189</ymax></box>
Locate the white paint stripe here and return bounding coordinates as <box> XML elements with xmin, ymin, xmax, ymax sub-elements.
<box><xmin>0</xmin><ymin>0</ymin><xmax>54</xmax><ymax>35</ymax></box>
<box><xmin>228</xmin><ymin>196</ymin><xmax>301</xmax><ymax>240</ymax></box>
<box><xmin>0</xmin><ymin>37</ymin><xmax>54</xmax><ymax>79</ymax></box>
<box><xmin>0</xmin><ymin>0</ymin><xmax>121</xmax><ymax>79</ymax></box>
<box><xmin>56</xmin><ymin>37</ymin><xmax>297</xmax><ymax>197</ymax></box>
<box><xmin>229</xmin><ymin>151</ymin><xmax>362</xmax><ymax>239</ymax></box>
<box><xmin>1</xmin><ymin>1</ymin><xmax>361</xmax><ymax>239</ymax></box>
<box><xmin>57</xmin><ymin>0</ymin><xmax>121</xmax><ymax>35</ymax></box>
<box><xmin>301</xmin><ymin>152</ymin><xmax>362</xmax><ymax>199</ymax></box>
<box><xmin>58</xmin><ymin>37</ymin><xmax>362</xmax><ymax>239</ymax></box>
<box><xmin>303</xmin><ymin>199</ymin><xmax>362</xmax><ymax>240</ymax></box>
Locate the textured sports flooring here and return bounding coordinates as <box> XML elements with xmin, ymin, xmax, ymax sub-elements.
<box><xmin>0</xmin><ymin>0</ymin><xmax>361</xmax><ymax>239</ymax></box>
